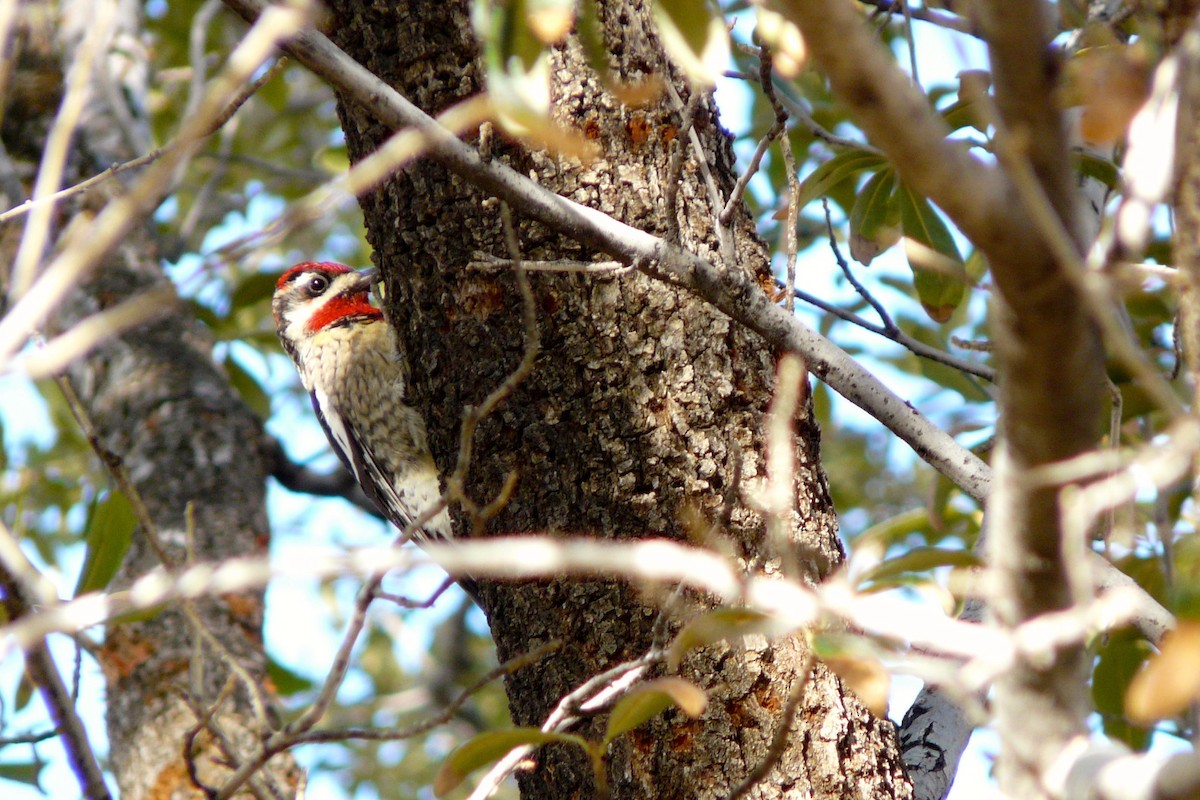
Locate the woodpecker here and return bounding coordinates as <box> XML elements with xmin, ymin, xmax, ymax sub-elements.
<box><xmin>271</xmin><ymin>261</ymin><xmax>453</xmax><ymax>547</ymax></box>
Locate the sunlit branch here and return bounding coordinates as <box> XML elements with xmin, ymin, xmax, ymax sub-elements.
<box><xmin>0</xmin><ymin>566</ymin><xmax>110</xmax><ymax>800</ymax></box>
<box><xmin>0</xmin><ymin>5</ymin><xmax>306</xmax><ymax>370</ymax></box>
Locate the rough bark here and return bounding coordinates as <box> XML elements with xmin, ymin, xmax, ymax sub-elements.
<box><xmin>323</xmin><ymin>1</ymin><xmax>909</xmax><ymax>798</ymax></box>
<box><xmin>58</xmin><ymin>233</ymin><xmax>300</xmax><ymax>800</ymax></box>
<box><xmin>1176</xmin><ymin>12</ymin><xmax>1200</xmax><ymax>389</ymax></box>
<box><xmin>3</xmin><ymin>1</ymin><xmax>298</xmax><ymax>796</ymax></box>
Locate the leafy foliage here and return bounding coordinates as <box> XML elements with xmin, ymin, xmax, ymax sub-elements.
<box><xmin>2</xmin><ymin>0</ymin><xmax>1193</xmax><ymax>798</ymax></box>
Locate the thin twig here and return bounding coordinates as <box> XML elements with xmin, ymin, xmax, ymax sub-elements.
<box><xmin>214</xmin><ymin>574</ymin><xmax>382</xmax><ymax>800</ymax></box>
<box><xmin>899</xmin><ymin>0</ymin><xmax>921</xmax><ymax>87</ymax></box>
<box><xmin>0</xmin><ymin>57</ymin><xmax>287</xmax><ymax>226</ymax></box>
<box><xmin>0</xmin><ymin>8</ymin><xmax>302</xmax><ymax>370</ymax></box>
<box><xmin>16</xmin><ymin>287</ymin><xmax>177</xmax><ymax>378</ymax></box>
<box><xmin>216</xmin><ymin>639</ymin><xmax>564</xmax><ymax>798</ymax></box>
<box><xmin>469</xmin><ymin>254</ymin><xmax>631</xmax><ymax>275</ymax></box>
<box><xmin>53</xmin><ymin>376</ymin><xmax>175</xmax><ymax>567</ymax></box>
<box><xmin>787</xmin><ymin>280</ymin><xmax>996</xmax><ymax>381</ymax></box>
<box><xmin>822</xmin><ymin>199</ymin><xmax>897</xmax><ymax>328</ymax></box>
<box><xmin>855</xmin><ymin>0</ymin><xmax>976</xmax><ymax>36</ymax></box>
<box><xmin>375</xmin><ymin>576</ymin><xmax>455</xmax><ymax>609</ymax></box>
<box><xmin>183</xmin><ymin>675</ymin><xmax>239</xmax><ymax>797</ymax></box>
<box><xmin>10</xmin><ymin>1</ymin><xmax>118</xmax><ymax>297</ymax></box>
<box><xmin>779</xmin><ymin>136</ymin><xmax>801</xmax><ymax>315</ymax></box>
<box><xmin>58</xmin><ymin>375</ymin><xmax>276</xmax><ymax>733</ymax></box>
<box><xmin>0</xmin><ymin>566</ymin><xmax>111</xmax><ymax>800</ymax></box>
<box><xmin>722</xmin><ymin>36</ymin><xmax>785</xmax><ymax>227</ymax></box>
<box><xmin>664</xmin><ymin>90</ymin><xmax>704</xmax><ymax>244</ymax></box>
<box><xmin>197</xmin><ymin>94</ymin><xmax>489</xmax><ymax>286</ymax></box>
<box><xmin>291</xmin><ymin>639</ymin><xmax>563</xmax><ymax>744</ymax></box>
<box><xmin>265</xmin><ymin>435</ymin><xmax>383</xmax><ymax>519</ymax></box>
<box><xmin>466</xmin><ymin>648</ymin><xmax>666</xmax><ymax>800</ymax></box>
<box><xmin>445</xmin><ymin>202</ymin><xmax>541</xmax><ymax>533</ymax></box>
<box><xmin>723</xmin><ymin>69</ymin><xmax>870</xmax><ymax>152</ymax></box>
<box><xmin>0</xmin><ymin>727</ymin><xmax>59</xmax><ymax>747</ymax></box>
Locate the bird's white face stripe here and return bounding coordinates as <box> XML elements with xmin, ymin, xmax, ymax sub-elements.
<box><xmin>280</xmin><ymin>271</ymin><xmax>361</xmax><ymax>340</ymax></box>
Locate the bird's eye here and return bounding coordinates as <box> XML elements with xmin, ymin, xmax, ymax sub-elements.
<box><xmin>306</xmin><ymin>274</ymin><xmax>330</xmax><ymax>295</ymax></box>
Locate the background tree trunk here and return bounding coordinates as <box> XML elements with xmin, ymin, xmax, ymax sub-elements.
<box><xmin>2</xmin><ymin>2</ymin><xmax>298</xmax><ymax>796</ymax></box>
<box><xmin>325</xmin><ymin>1</ymin><xmax>910</xmax><ymax>797</ymax></box>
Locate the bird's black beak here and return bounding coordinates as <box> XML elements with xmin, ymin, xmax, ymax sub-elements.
<box><xmin>344</xmin><ymin>267</ymin><xmax>379</xmax><ymax>295</ymax></box>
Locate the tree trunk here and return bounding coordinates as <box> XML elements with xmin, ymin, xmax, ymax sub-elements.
<box><xmin>3</xmin><ymin>2</ymin><xmax>298</xmax><ymax>796</ymax></box>
<box><xmin>325</xmin><ymin>1</ymin><xmax>910</xmax><ymax>797</ymax></box>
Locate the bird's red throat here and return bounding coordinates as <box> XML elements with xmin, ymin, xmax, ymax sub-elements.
<box><xmin>306</xmin><ymin>295</ymin><xmax>383</xmax><ymax>333</ymax></box>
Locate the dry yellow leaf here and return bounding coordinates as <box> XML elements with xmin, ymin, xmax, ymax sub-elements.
<box><xmin>1126</xmin><ymin>621</ymin><xmax>1200</xmax><ymax>724</ymax></box>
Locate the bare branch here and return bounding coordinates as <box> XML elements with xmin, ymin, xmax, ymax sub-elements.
<box><xmin>11</xmin><ymin>1</ymin><xmax>119</xmax><ymax>298</ymax></box>
<box><xmin>0</xmin><ymin>727</ymin><xmax>59</xmax><ymax>747</ymax></box>
<box><xmin>855</xmin><ymin>0</ymin><xmax>977</xmax><ymax>36</ymax></box>
<box><xmin>17</xmin><ymin>287</ymin><xmax>177</xmax><ymax>378</ymax></box>
<box><xmin>0</xmin><ymin>566</ymin><xmax>110</xmax><ymax>800</ymax></box>
<box><xmin>788</xmin><ymin>282</ymin><xmax>995</xmax><ymax>381</ymax></box>
<box><xmin>0</xmin><ymin>57</ymin><xmax>288</xmax><ymax>227</ymax></box>
<box><xmin>264</xmin><ymin>435</ymin><xmax>384</xmax><ymax>519</ymax></box>
<box><xmin>469</xmin><ymin>255</ymin><xmax>630</xmax><ymax>275</ymax></box>
<box><xmin>664</xmin><ymin>89</ymin><xmax>703</xmax><ymax>244</ymax></box>
<box><xmin>466</xmin><ymin>648</ymin><xmax>665</xmax><ymax>800</ymax></box>
<box><xmin>216</xmin><ymin>0</ymin><xmax>1172</xmax><ymax>647</ymax></box>
<box><xmin>291</xmin><ymin>639</ymin><xmax>562</xmax><ymax>745</ymax></box>
<box><xmin>0</xmin><ymin>4</ymin><xmax>307</xmax><ymax>369</ymax></box>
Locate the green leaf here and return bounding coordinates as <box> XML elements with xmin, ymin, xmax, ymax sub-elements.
<box><xmin>796</xmin><ymin>149</ymin><xmax>888</xmax><ymax>211</ymax></box>
<box><xmin>185</xmin><ymin>298</ymin><xmax>224</xmax><ymax>330</ymax></box>
<box><xmin>603</xmin><ymin>678</ymin><xmax>708</xmax><ymax>746</ymax></box>
<box><xmin>74</xmin><ymin>490</ymin><xmax>135</xmax><ymax>597</ymax></box>
<box><xmin>894</xmin><ymin>182</ymin><xmax>966</xmax><ymax>322</ymax></box>
<box><xmin>964</xmin><ymin>248</ymin><xmax>989</xmax><ymax>283</ymax></box>
<box><xmin>858</xmin><ymin>546</ymin><xmax>981</xmax><ymax>587</ymax></box>
<box><xmin>1094</xmin><ymin>632</ymin><xmax>1154</xmax><ymax>751</ymax></box>
<box><xmin>668</xmin><ymin>608</ymin><xmax>788</xmax><ymax>670</ymax></box>
<box><xmin>15</xmin><ymin>667</ymin><xmax>34</xmax><ymax>711</ymax></box>
<box><xmin>223</xmin><ymin>354</ymin><xmax>271</xmax><ymax>419</ymax></box>
<box><xmin>267</xmin><ymin>657</ymin><xmax>314</xmax><ymax>697</ymax></box>
<box><xmin>1075</xmin><ymin>151</ymin><xmax>1121</xmax><ymax>190</ymax></box>
<box><xmin>230</xmin><ymin>270</ymin><xmax>284</xmax><ymax>310</ymax></box>
<box><xmin>940</xmin><ymin>98</ymin><xmax>986</xmax><ymax>133</ymax></box>
<box><xmin>435</xmin><ymin>728</ymin><xmax>588</xmax><ymax>797</ymax></box>
<box><xmin>476</xmin><ymin>0</ymin><xmax>545</xmax><ymax>73</ymax></box>
<box><xmin>897</xmin><ymin>321</ymin><xmax>991</xmax><ymax>402</ymax></box>
<box><xmin>848</xmin><ymin>168</ymin><xmax>900</xmax><ymax>265</ymax></box>
<box><xmin>855</xmin><ymin>505</ymin><xmax>980</xmax><ymax>550</ymax></box>
<box><xmin>0</xmin><ymin>759</ymin><xmax>44</xmax><ymax>788</ymax></box>
<box><xmin>895</xmin><ymin>182</ymin><xmax>963</xmax><ymax>263</ymax></box>
<box><xmin>652</xmin><ymin>0</ymin><xmax>729</xmax><ymax>86</ymax></box>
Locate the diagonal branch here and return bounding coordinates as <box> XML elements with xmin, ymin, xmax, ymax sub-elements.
<box><xmin>219</xmin><ymin>0</ymin><xmax>989</xmax><ymax>503</ymax></box>
<box><xmin>215</xmin><ymin>1</ymin><xmax>1172</xmax><ymax>651</ymax></box>
<box><xmin>0</xmin><ymin>565</ymin><xmax>110</xmax><ymax>800</ymax></box>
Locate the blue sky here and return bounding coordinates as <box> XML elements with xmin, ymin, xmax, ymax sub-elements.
<box><xmin>0</xmin><ymin>12</ymin><xmax>1035</xmax><ymax>800</ymax></box>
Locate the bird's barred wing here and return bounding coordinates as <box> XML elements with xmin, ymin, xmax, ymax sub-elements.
<box><xmin>310</xmin><ymin>388</ymin><xmax>450</xmax><ymax>544</ymax></box>
<box><xmin>311</xmin><ymin>390</ymin><xmax>357</xmax><ymax>478</ymax></box>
